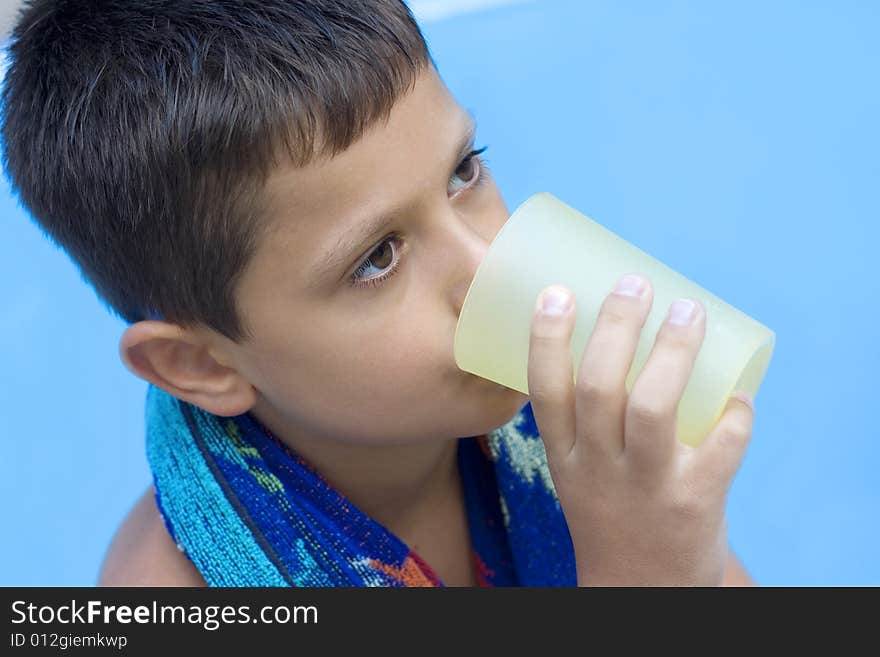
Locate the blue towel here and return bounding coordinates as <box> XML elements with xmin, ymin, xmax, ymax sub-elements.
<box><xmin>145</xmin><ymin>383</ymin><xmax>576</xmax><ymax>586</ymax></box>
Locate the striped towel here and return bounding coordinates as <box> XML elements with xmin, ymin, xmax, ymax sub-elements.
<box><xmin>145</xmin><ymin>383</ymin><xmax>576</xmax><ymax>586</ymax></box>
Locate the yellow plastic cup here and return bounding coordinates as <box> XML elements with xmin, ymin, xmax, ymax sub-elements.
<box><xmin>454</xmin><ymin>192</ymin><xmax>775</xmax><ymax>447</ymax></box>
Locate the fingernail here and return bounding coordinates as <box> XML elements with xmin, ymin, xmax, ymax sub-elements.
<box><xmin>731</xmin><ymin>390</ymin><xmax>754</xmax><ymax>410</ymax></box>
<box><xmin>613</xmin><ymin>274</ymin><xmax>647</xmax><ymax>298</ymax></box>
<box><xmin>667</xmin><ymin>299</ymin><xmax>697</xmax><ymax>326</ymax></box>
<box><xmin>541</xmin><ymin>287</ymin><xmax>572</xmax><ymax>315</ymax></box>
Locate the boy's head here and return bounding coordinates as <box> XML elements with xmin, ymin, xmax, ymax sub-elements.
<box><xmin>2</xmin><ymin>0</ymin><xmax>528</xmax><ymax>446</ymax></box>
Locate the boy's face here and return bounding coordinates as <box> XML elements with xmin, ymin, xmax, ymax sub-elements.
<box><xmin>174</xmin><ymin>66</ymin><xmax>528</xmax><ymax>446</ymax></box>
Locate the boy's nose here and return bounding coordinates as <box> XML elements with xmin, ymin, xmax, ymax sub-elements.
<box><xmin>446</xmin><ymin>221</ymin><xmax>493</xmax><ymax>320</ymax></box>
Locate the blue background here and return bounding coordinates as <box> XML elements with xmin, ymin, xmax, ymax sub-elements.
<box><xmin>1</xmin><ymin>0</ymin><xmax>877</xmax><ymax>586</ymax></box>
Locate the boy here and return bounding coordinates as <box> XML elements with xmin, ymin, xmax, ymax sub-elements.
<box><xmin>2</xmin><ymin>0</ymin><xmax>755</xmax><ymax>586</ymax></box>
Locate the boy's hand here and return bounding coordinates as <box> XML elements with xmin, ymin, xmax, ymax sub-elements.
<box><xmin>527</xmin><ymin>274</ymin><xmax>754</xmax><ymax>586</ymax></box>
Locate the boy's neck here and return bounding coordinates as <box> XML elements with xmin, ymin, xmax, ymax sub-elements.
<box><xmin>248</xmin><ymin>400</ymin><xmax>463</xmax><ymax>535</ymax></box>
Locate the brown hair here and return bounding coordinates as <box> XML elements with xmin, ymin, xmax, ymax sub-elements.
<box><xmin>1</xmin><ymin>0</ymin><xmax>432</xmax><ymax>342</ymax></box>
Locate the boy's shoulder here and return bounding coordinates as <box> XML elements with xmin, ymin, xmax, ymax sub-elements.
<box><xmin>97</xmin><ymin>485</ymin><xmax>207</xmax><ymax>587</ymax></box>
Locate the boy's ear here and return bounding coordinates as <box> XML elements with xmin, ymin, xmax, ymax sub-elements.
<box><xmin>118</xmin><ymin>321</ymin><xmax>257</xmax><ymax>417</ymax></box>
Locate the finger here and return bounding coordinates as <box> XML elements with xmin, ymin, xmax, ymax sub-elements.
<box><xmin>527</xmin><ymin>285</ymin><xmax>578</xmax><ymax>464</ymax></box>
<box><xmin>574</xmin><ymin>273</ymin><xmax>653</xmax><ymax>460</ymax></box>
<box><xmin>687</xmin><ymin>391</ymin><xmax>754</xmax><ymax>494</ymax></box>
<box><xmin>624</xmin><ymin>297</ymin><xmax>707</xmax><ymax>475</ymax></box>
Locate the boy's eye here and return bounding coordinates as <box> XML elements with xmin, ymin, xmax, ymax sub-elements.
<box><xmin>448</xmin><ymin>146</ymin><xmax>488</xmax><ymax>197</ymax></box>
<box><xmin>452</xmin><ymin>156</ymin><xmax>478</xmax><ymax>185</ymax></box>
<box><xmin>349</xmin><ymin>236</ymin><xmax>403</xmax><ymax>289</ymax></box>
<box><xmin>347</xmin><ymin>145</ymin><xmax>490</xmax><ymax>291</ymax></box>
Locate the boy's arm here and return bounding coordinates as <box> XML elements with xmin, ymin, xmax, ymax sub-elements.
<box><xmin>721</xmin><ymin>548</ymin><xmax>756</xmax><ymax>586</ymax></box>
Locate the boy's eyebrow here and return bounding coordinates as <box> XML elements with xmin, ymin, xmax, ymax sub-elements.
<box><xmin>310</xmin><ymin>114</ymin><xmax>478</xmax><ymax>287</ymax></box>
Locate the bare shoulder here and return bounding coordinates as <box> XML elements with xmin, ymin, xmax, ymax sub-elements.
<box><xmin>97</xmin><ymin>485</ymin><xmax>207</xmax><ymax>587</ymax></box>
<box><xmin>721</xmin><ymin>547</ymin><xmax>757</xmax><ymax>587</ymax></box>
